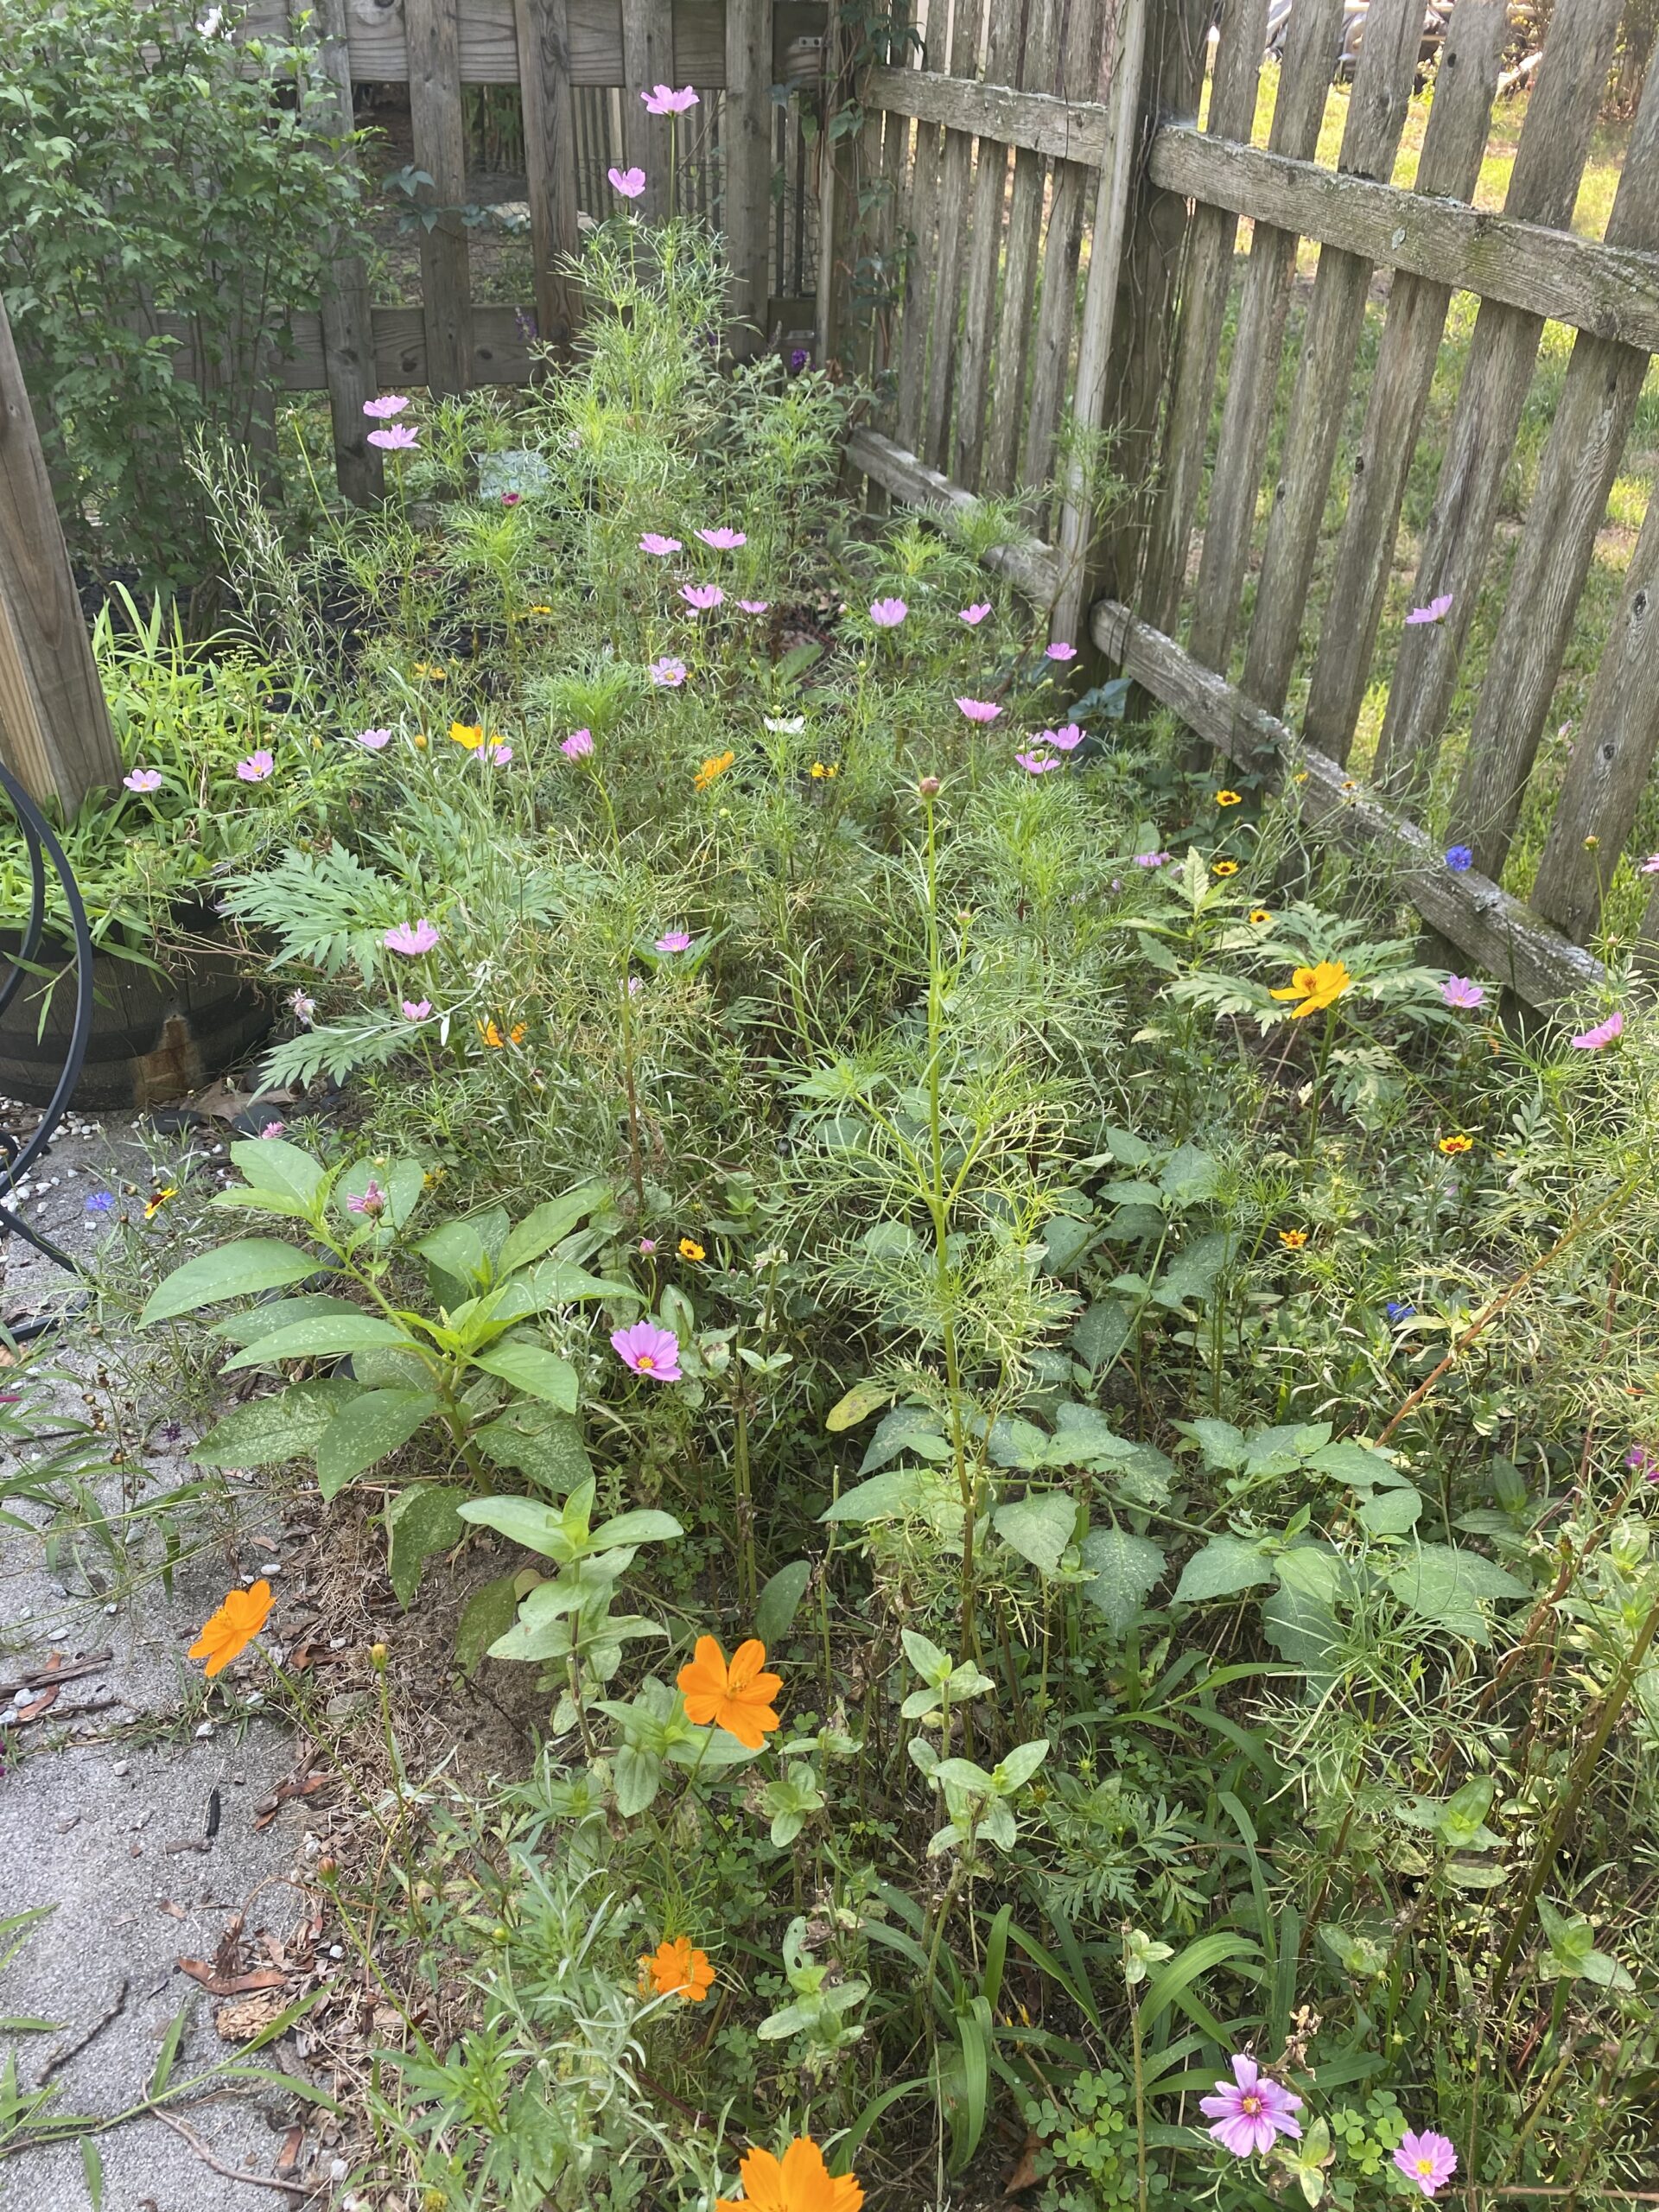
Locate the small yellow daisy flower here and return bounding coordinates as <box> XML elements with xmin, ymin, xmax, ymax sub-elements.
<box><xmin>414</xmin><ymin>663</ymin><xmax>447</xmax><ymax>682</ymax></box>
<box><xmin>1249</xmin><ymin>908</ymin><xmax>1272</xmax><ymax>925</ymax></box>
<box><xmin>1278</xmin><ymin>1228</ymin><xmax>1307</xmax><ymax>1249</ymax></box>
<box><xmin>810</xmin><ymin>761</ymin><xmax>840</xmax><ymax>780</ymax></box>
<box><xmin>144</xmin><ymin>1185</ymin><xmax>179</xmax><ymax>1220</ymax></box>
<box><xmin>678</xmin><ymin>1236</ymin><xmax>706</xmax><ymax>1262</ymax></box>
<box><xmin>1217</xmin><ymin>790</ymin><xmax>1243</xmax><ymax>806</ymax></box>
<box><xmin>1439</xmin><ymin>1134</ymin><xmax>1474</xmax><ymax>1155</ymax></box>
<box><xmin>1212</xmin><ymin>859</ymin><xmax>1239</xmax><ymax>878</ymax></box>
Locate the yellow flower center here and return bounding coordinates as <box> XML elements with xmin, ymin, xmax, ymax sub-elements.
<box><xmin>1242</xmin><ymin>2095</ymin><xmax>1261</xmax><ymax>2115</ymax></box>
<box><xmin>1416</xmin><ymin>2161</ymin><xmax>1435</xmax><ymax>2177</ymax></box>
<box><xmin>637</xmin><ymin>1353</ymin><xmax>655</xmax><ymax>1370</ymax></box>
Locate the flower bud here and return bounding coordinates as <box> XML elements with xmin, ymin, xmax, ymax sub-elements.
<box><xmin>917</xmin><ymin>775</ymin><xmax>941</xmax><ymax>798</ymax></box>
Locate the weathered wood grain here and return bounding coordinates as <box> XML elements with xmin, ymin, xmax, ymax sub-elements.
<box><xmin>1301</xmin><ymin>0</ymin><xmax>1509</xmax><ymax>761</ymax></box>
<box><xmin>847</xmin><ymin>426</ymin><xmax>1060</xmax><ymax>601</ymax></box>
<box><xmin>1371</xmin><ymin>0</ymin><xmax>1624</xmax><ymax>794</ymax></box>
<box><xmin>621</xmin><ymin>0</ymin><xmax>675</xmax><ymax>219</ymax></box>
<box><xmin>1139</xmin><ymin>0</ymin><xmax>1267</xmax><ymax>632</ymax></box>
<box><xmin>515</xmin><ymin>0</ymin><xmax>582</xmax><ymax>353</ymax></box>
<box><xmin>1185</xmin><ymin>0</ymin><xmax>1344</xmax><ymax>675</ymax></box>
<box><xmin>307</xmin><ymin>0</ymin><xmax>384</xmax><ymax>504</ymax></box>
<box><xmin>157</xmin><ymin>304</ymin><xmax>540</xmax><ymax>390</ymax></box>
<box><xmin>920</xmin><ymin>0</ymin><xmax>986</xmax><ymax>469</ymax></box>
<box><xmin>1239</xmin><ymin>0</ymin><xmax>1424</xmax><ymax>714</ymax></box>
<box><xmin>1448</xmin><ymin>56</ymin><xmax>1659</xmax><ymax>886</ymax></box>
<box><xmin>892</xmin><ymin>0</ymin><xmax>944</xmax><ymax>452</ymax></box>
<box><xmin>864</xmin><ymin>61</ymin><xmax>1109</xmax><ymax>161</ymax></box>
<box><xmin>242</xmin><ymin>0</ymin><xmax>728</xmax><ymax>86</ymax></box>
<box><xmin>723</xmin><ymin>0</ymin><xmax>772</xmax><ymax>349</ymax></box>
<box><xmin>1090</xmin><ymin>599</ymin><xmax>1605</xmax><ymax>1011</ymax></box>
<box><xmin>405</xmin><ymin>0</ymin><xmax>475</xmax><ymax>397</ymax></box>
<box><xmin>0</xmin><ymin>291</ymin><xmax>121</xmax><ymax>812</ymax></box>
<box><xmin>950</xmin><ymin>0</ymin><xmax>1025</xmax><ymax>492</ymax></box>
<box><xmin>982</xmin><ymin>1</ymin><xmax>1061</xmax><ymax>496</ymax></box>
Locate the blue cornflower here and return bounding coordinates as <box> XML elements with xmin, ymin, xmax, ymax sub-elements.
<box><xmin>1445</xmin><ymin>844</ymin><xmax>1473</xmax><ymax>873</ymax></box>
<box><xmin>85</xmin><ymin>1191</ymin><xmax>115</xmax><ymax>1212</ymax></box>
<box><xmin>1385</xmin><ymin>1300</ymin><xmax>1415</xmax><ymax>1321</ymax></box>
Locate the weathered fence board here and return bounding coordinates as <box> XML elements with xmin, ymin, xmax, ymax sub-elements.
<box><xmin>244</xmin><ymin>0</ymin><xmax>728</xmax><ymax>85</ymax></box>
<box><xmin>406</xmin><ymin>0</ymin><xmax>476</xmax><ymax>395</ymax></box>
<box><xmin>515</xmin><ymin>0</ymin><xmax>582</xmax><ymax>353</ymax></box>
<box><xmin>307</xmin><ymin>0</ymin><xmax>384</xmax><ymax>504</ymax></box>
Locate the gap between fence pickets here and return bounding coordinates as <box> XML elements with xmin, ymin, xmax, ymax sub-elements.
<box><xmin>1089</xmin><ymin>601</ymin><xmax>1605</xmax><ymax>1016</ymax></box>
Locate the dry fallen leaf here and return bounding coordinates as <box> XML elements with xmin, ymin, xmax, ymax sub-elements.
<box><xmin>213</xmin><ymin>1989</ymin><xmax>289</xmax><ymax>2042</ymax></box>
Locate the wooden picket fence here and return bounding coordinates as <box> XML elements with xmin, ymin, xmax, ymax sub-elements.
<box><xmin>831</xmin><ymin>0</ymin><xmax>1659</xmax><ymax>1008</ymax></box>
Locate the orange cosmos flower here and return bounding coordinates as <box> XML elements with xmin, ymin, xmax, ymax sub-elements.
<box><xmin>695</xmin><ymin>749</ymin><xmax>735</xmax><ymax>792</ymax></box>
<box><xmin>477</xmin><ymin>1018</ymin><xmax>527</xmax><ymax>1048</ymax></box>
<box><xmin>677</xmin><ymin>1635</ymin><xmax>782</xmax><ymax>1751</ymax></box>
<box><xmin>716</xmin><ymin>2138</ymin><xmax>862</xmax><ymax>2212</ymax></box>
<box><xmin>639</xmin><ymin>1936</ymin><xmax>715</xmax><ymax>2004</ymax></box>
<box><xmin>189</xmin><ymin>1581</ymin><xmax>273</xmax><ymax>1678</ymax></box>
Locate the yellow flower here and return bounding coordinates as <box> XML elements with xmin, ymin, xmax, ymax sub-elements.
<box><xmin>1278</xmin><ymin>1229</ymin><xmax>1308</xmax><ymax>1249</ymax></box>
<box><xmin>678</xmin><ymin>1236</ymin><xmax>706</xmax><ymax>1262</ymax></box>
<box><xmin>1268</xmin><ymin>960</ymin><xmax>1351</xmax><ymax>1020</ymax></box>
<box><xmin>413</xmin><ymin>731</ymin><xmax>429</xmax><ymax>748</ymax></box>
<box><xmin>528</xmin><ymin>604</ymin><xmax>554</xmax><ymax>615</ymax></box>
<box><xmin>477</xmin><ymin>1018</ymin><xmax>527</xmax><ymax>1049</ymax></box>
<box><xmin>810</xmin><ymin>761</ymin><xmax>840</xmax><ymax>780</ymax></box>
<box><xmin>1211</xmin><ymin>859</ymin><xmax>1239</xmax><ymax>878</ymax></box>
<box><xmin>413</xmin><ymin>663</ymin><xmax>447</xmax><ymax>682</ymax></box>
<box><xmin>143</xmin><ymin>1185</ymin><xmax>178</xmax><ymax>1220</ymax></box>
<box><xmin>449</xmin><ymin>721</ymin><xmax>486</xmax><ymax>751</ymax></box>
<box><xmin>1249</xmin><ymin>909</ymin><xmax>1272</xmax><ymax>926</ymax></box>
<box><xmin>1217</xmin><ymin>789</ymin><xmax>1243</xmax><ymax>806</ymax></box>
<box><xmin>1439</xmin><ymin>1133</ymin><xmax>1474</xmax><ymax>1155</ymax></box>
<box><xmin>695</xmin><ymin>749</ymin><xmax>735</xmax><ymax>792</ymax></box>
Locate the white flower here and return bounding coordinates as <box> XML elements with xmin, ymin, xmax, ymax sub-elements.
<box><xmin>764</xmin><ymin>715</ymin><xmax>805</xmax><ymax>734</ymax></box>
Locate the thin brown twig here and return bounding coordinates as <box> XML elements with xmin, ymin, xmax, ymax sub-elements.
<box><xmin>154</xmin><ymin>2112</ymin><xmax>314</xmax><ymax>2199</ymax></box>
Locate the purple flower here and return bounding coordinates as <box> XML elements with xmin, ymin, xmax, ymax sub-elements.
<box><xmin>1406</xmin><ymin>593</ymin><xmax>1454</xmax><ymax>626</ymax></box>
<box><xmin>682</xmin><ymin>582</ymin><xmax>725</xmax><ymax>612</ymax></box>
<box><xmin>500</xmin><ymin>491</ymin><xmax>522</xmax><ymax>508</ymax></box>
<box><xmin>611</xmin><ymin>1320</ymin><xmax>683</xmax><ymax>1380</ymax></box>
<box><xmin>1641</xmin><ymin>854</ymin><xmax>1659</xmax><ymax>875</ymax></box>
<box><xmin>1199</xmin><ymin>2056</ymin><xmax>1302</xmax><ymax>2158</ymax></box>
<box><xmin>1445</xmin><ymin>844</ymin><xmax>1473</xmax><ymax>873</ymax></box>
<box><xmin>1134</xmin><ymin>851</ymin><xmax>1172</xmax><ymax>869</ymax></box>
<box><xmin>124</xmin><ymin>767</ymin><xmax>162</xmax><ymax>792</ymax></box>
<box><xmin>289</xmin><ymin>989</ymin><xmax>317</xmax><ymax>1026</ymax></box>
<box><xmin>639</xmin><ymin>1236</ymin><xmax>658</xmax><ymax>1254</ymax></box>
<box><xmin>362</xmin><ymin>394</ymin><xmax>410</xmax><ymax>420</ymax></box>
<box><xmin>738</xmin><ymin>599</ymin><xmax>769</xmax><ymax>614</ymax></box>
<box><xmin>346</xmin><ymin>1177</ymin><xmax>387</xmax><ymax>1219</ymax></box>
<box><xmin>640</xmin><ymin>532</ymin><xmax>682</xmax><ymax>556</ymax></box>
<box><xmin>1046</xmin><ymin>640</ymin><xmax>1077</xmax><ymax>661</ymax></box>
<box><xmin>627</xmin><ymin>975</ymin><xmax>644</xmax><ymax>996</ymax></box>
<box><xmin>562</xmin><ymin>728</ymin><xmax>594</xmax><ymax>760</ymax></box>
<box><xmin>958</xmin><ymin>603</ymin><xmax>992</xmax><ymax>626</ymax></box>
<box><xmin>1442</xmin><ymin>976</ymin><xmax>1484</xmax><ymax>1008</ymax></box>
<box><xmin>1386</xmin><ymin>1300</ymin><xmax>1415</xmax><ymax>1321</ymax></box>
<box><xmin>648</xmin><ymin>657</ymin><xmax>688</xmax><ymax>688</ymax></box>
<box><xmin>400</xmin><ymin>998</ymin><xmax>431</xmax><ymax>1021</ymax></box>
<box><xmin>1394</xmin><ymin>2131</ymin><xmax>1458</xmax><ymax>2200</ymax></box>
<box><xmin>956</xmin><ymin>697</ymin><xmax>1001</xmax><ymax>723</ymax></box>
<box><xmin>696</xmin><ymin>526</ymin><xmax>746</xmax><ymax>550</ymax></box>
<box><xmin>607</xmin><ymin>165</ymin><xmax>646</xmax><ymax>199</ymax></box>
<box><xmin>384</xmin><ymin>918</ymin><xmax>440</xmax><ymax>956</ymax></box>
<box><xmin>259</xmin><ymin>1120</ymin><xmax>286</xmax><ymax>1138</ymax></box>
<box><xmin>85</xmin><ymin>1190</ymin><xmax>115</xmax><ymax>1213</ymax></box>
<box><xmin>1015</xmin><ymin>751</ymin><xmax>1062</xmax><ymax>775</ymax></box>
<box><xmin>869</xmin><ymin>596</ymin><xmax>907</xmax><ymax>628</ymax></box>
<box><xmin>655</xmin><ymin>929</ymin><xmax>692</xmax><ymax>952</ymax></box>
<box><xmin>1045</xmin><ymin>723</ymin><xmax>1084</xmax><ymax>752</ymax></box>
<box><xmin>789</xmin><ymin>346</ymin><xmax>810</xmax><ymax>372</ymax></box>
<box><xmin>1571</xmin><ymin>1010</ymin><xmax>1624</xmax><ymax>1051</ymax></box>
<box><xmin>642</xmin><ymin>83</ymin><xmax>699</xmax><ymax>114</ymax></box>
<box><xmin>237</xmin><ymin>750</ymin><xmax>274</xmax><ymax>783</ymax></box>
<box><xmin>367</xmin><ymin>423</ymin><xmax>420</xmax><ymax>452</ymax></box>
<box><xmin>1626</xmin><ymin>1444</ymin><xmax>1659</xmax><ymax>1482</ymax></box>
<box><xmin>486</xmin><ymin>741</ymin><xmax>512</xmax><ymax>766</ymax></box>
<box><xmin>355</xmin><ymin>728</ymin><xmax>392</xmax><ymax>750</ymax></box>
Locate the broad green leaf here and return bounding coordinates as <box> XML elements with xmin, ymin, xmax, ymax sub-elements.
<box><xmin>141</xmin><ymin>1239</ymin><xmax>318</xmax><ymax>1325</ymax></box>
<box><xmin>613</xmin><ymin>1742</ymin><xmax>664</xmax><ymax>1817</ymax></box>
<box><xmin>1041</xmin><ymin>1214</ymin><xmax>1095</xmax><ymax>1274</ymax></box>
<box><xmin>821</xmin><ymin>1469</ymin><xmax>931</xmax><ymax>1523</ymax></box>
<box><xmin>1181</xmin><ymin>1418</ymin><xmax>1249</xmax><ymax>1471</ymax></box>
<box><xmin>1173</xmin><ymin>1535</ymin><xmax>1275</xmax><ymax>1606</ymax></box>
<box><xmin>993</xmin><ymin>1492</ymin><xmax>1077</xmax><ymax>1577</ymax></box>
<box><xmin>1389</xmin><ymin>1546</ymin><xmax>1525</xmax><ymax>1642</ymax></box>
<box><xmin>337</xmin><ymin>1155</ymin><xmax>426</xmax><ymax>1230</ymax></box>
<box><xmin>469</xmin><ymin>1341</ymin><xmax>580</xmax><ymax>1411</ymax></box>
<box><xmin>474</xmin><ymin>1403</ymin><xmax>593</xmax><ymax>1492</ymax></box>
<box><xmin>901</xmin><ymin>1628</ymin><xmax>950</xmax><ymax>1682</ymax></box>
<box><xmin>588</xmin><ymin>1510</ymin><xmax>683</xmax><ymax>1549</ymax></box>
<box><xmin>190</xmin><ymin>1378</ymin><xmax>361</xmax><ymax>1468</ymax></box>
<box><xmin>454</xmin><ymin>1574</ymin><xmax>519</xmax><ymax>1677</ymax></box>
<box><xmin>1264</xmin><ymin>1551</ymin><xmax>1342</xmax><ymax>1682</ymax></box>
<box><xmin>1310</xmin><ymin>1438</ymin><xmax>1410</xmax><ymax>1490</ymax></box>
<box><xmin>315</xmin><ymin>1389</ymin><xmax>440</xmax><ymax>1500</ymax></box>
<box><xmin>1077</xmin><ymin>1526</ymin><xmax>1166</xmax><ymax>1632</ymax></box>
<box><xmin>415</xmin><ymin>1219</ymin><xmax>490</xmax><ymax>1286</ymax></box>
<box><xmin>497</xmin><ymin>1182</ymin><xmax>611</xmax><ymax>1275</ymax></box>
<box><xmin>1243</xmin><ymin>1422</ymin><xmax>1332</xmax><ymax>1477</ymax></box>
<box><xmin>1358</xmin><ymin>1486</ymin><xmax>1422</xmax><ymax>1535</ymax></box>
<box><xmin>209</xmin><ymin>1188</ymin><xmax>316</xmax><ymax>1223</ymax></box>
<box><xmin>858</xmin><ymin>1405</ymin><xmax>949</xmax><ymax>1476</ymax></box>
<box><xmin>755</xmin><ymin>1559</ymin><xmax>813</xmax><ymax>1644</ymax></box>
<box><xmin>825</xmin><ymin>1377</ymin><xmax>892</xmax><ymax>1432</ymax></box>
<box><xmin>986</xmin><ymin>1417</ymin><xmax>1052</xmax><ymax>1471</ymax></box>
<box><xmin>505</xmin><ymin>1258</ymin><xmax>633</xmax><ymax>1308</ymax></box>
<box><xmin>228</xmin><ymin>1139</ymin><xmax>325</xmax><ymax>1206</ymax></box>
<box><xmin>220</xmin><ymin>1316</ymin><xmax>416</xmax><ymax>1372</ymax></box>
<box><xmin>1159</xmin><ymin>1145</ymin><xmax>1219</xmax><ymax>1205</ymax></box>
<box><xmin>457</xmin><ymin>1495</ymin><xmax>565</xmax><ymax>1558</ymax></box>
<box><xmin>209</xmin><ymin>1294</ymin><xmax>361</xmax><ymax>1347</ymax></box>
<box><xmin>1071</xmin><ymin>1298</ymin><xmax>1131</xmax><ymax>1376</ymax></box>
<box><xmin>995</xmin><ymin>1738</ymin><xmax>1049</xmax><ymax>1790</ymax></box>
<box><xmin>351</xmin><ymin>1344</ymin><xmax>433</xmax><ymax>1389</ymax></box>
<box><xmin>386</xmin><ymin>1483</ymin><xmax>467</xmax><ymax>1605</ymax></box>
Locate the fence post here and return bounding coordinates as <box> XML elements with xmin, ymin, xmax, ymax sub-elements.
<box><xmin>816</xmin><ymin>0</ymin><xmax>860</xmax><ymax>373</ymax></box>
<box><xmin>724</xmin><ymin>0</ymin><xmax>774</xmax><ymax>353</ymax></box>
<box><xmin>405</xmin><ymin>0</ymin><xmax>475</xmax><ymax>396</ymax></box>
<box><xmin>0</xmin><ymin>290</ymin><xmax>120</xmax><ymax>815</ymax></box>
<box><xmin>515</xmin><ymin>0</ymin><xmax>582</xmax><ymax>353</ymax></box>
<box><xmin>308</xmin><ymin>0</ymin><xmax>384</xmax><ymax>503</ymax></box>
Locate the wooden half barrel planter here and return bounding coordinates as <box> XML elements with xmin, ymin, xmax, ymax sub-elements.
<box><xmin>0</xmin><ymin>907</ymin><xmax>271</xmax><ymax>1112</ymax></box>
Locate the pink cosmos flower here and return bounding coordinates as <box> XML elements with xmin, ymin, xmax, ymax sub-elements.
<box><xmin>1442</xmin><ymin>976</ymin><xmax>1485</xmax><ymax>1008</ymax></box>
<box><xmin>869</xmin><ymin>597</ymin><xmax>908</xmax><ymax>627</ymax></box>
<box><xmin>682</xmin><ymin>582</ymin><xmax>725</xmax><ymax>612</ymax></box>
<box><xmin>1627</xmin><ymin>1444</ymin><xmax>1659</xmax><ymax>1481</ymax></box>
<box><xmin>958</xmin><ymin>603</ymin><xmax>992</xmax><ymax>626</ymax></box>
<box><xmin>1200</xmin><ymin>2056</ymin><xmax>1303</xmax><ymax>2158</ymax></box>
<box><xmin>367</xmin><ymin>423</ymin><xmax>420</xmax><ymax>452</ymax></box>
<box><xmin>124</xmin><ymin>767</ymin><xmax>162</xmax><ymax>792</ymax></box>
<box><xmin>259</xmin><ymin>1121</ymin><xmax>286</xmax><ymax>1138</ymax></box>
<box><xmin>1134</xmin><ymin>851</ymin><xmax>1172</xmax><ymax>868</ymax></box>
<box><xmin>696</xmin><ymin>527</ymin><xmax>746</xmax><ymax>550</ymax></box>
<box><xmin>1046</xmin><ymin>640</ymin><xmax>1077</xmax><ymax>661</ymax></box>
<box><xmin>627</xmin><ymin>976</ymin><xmax>644</xmax><ymax>996</ymax></box>
<box><xmin>500</xmin><ymin>491</ymin><xmax>521</xmax><ymax>508</ymax></box>
<box><xmin>237</xmin><ymin>750</ymin><xmax>275</xmax><ymax>783</ymax></box>
<box><xmin>655</xmin><ymin>930</ymin><xmax>692</xmax><ymax>952</ymax></box>
<box><xmin>648</xmin><ymin>657</ymin><xmax>688</xmax><ymax>687</ymax></box>
<box><xmin>486</xmin><ymin>741</ymin><xmax>512</xmax><ymax>765</ymax></box>
<box><xmin>1570</xmin><ymin>1010</ymin><xmax>1624</xmax><ymax>1050</ymax></box>
<box><xmin>739</xmin><ymin>599</ymin><xmax>769</xmax><ymax>613</ymax></box>
<box><xmin>957</xmin><ymin>698</ymin><xmax>1001</xmax><ymax>723</ymax></box>
<box><xmin>1016</xmin><ymin>751</ymin><xmax>1062</xmax><ymax>775</ymax></box>
<box><xmin>1394</xmin><ymin>2132</ymin><xmax>1458</xmax><ymax>2200</ymax></box>
<box><xmin>1045</xmin><ymin>723</ymin><xmax>1084</xmax><ymax>752</ymax></box>
<box><xmin>400</xmin><ymin>999</ymin><xmax>431</xmax><ymax>1020</ymax></box>
<box><xmin>611</xmin><ymin>1320</ymin><xmax>683</xmax><ymax>1379</ymax></box>
<box><xmin>346</xmin><ymin>1177</ymin><xmax>387</xmax><ymax>1219</ymax></box>
<box><xmin>289</xmin><ymin>989</ymin><xmax>317</xmax><ymax>1026</ymax></box>
<box><xmin>362</xmin><ymin>394</ymin><xmax>410</xmax><ymax>420</ymax></box>
<box><xmin>355</xmin><ymin>728</ymin><xmax>392</xmax><ymax>750</ymax></box>
<box><xmin>642</xmin><ymin>84</ymin><xmax>699</xmax><ymax>114</ymax></box>
<box><xmin>562</xmin><ymin>728</ymin><xmax>594</xmax><ymax>759</ymax></box>
<box><xmin>384</xmin><ymin>918</ymin><xmax>440</xmax><ymax>956</ymax></box>
<box><xmin>1641</xmin><ymin>854</ymin><xmax>1659</xmax><ymax>874</ymax></box>
<box><xmin>1406</xmin><ymin>592</ymin><xmax>1454</xmax><ymax>625</ymax></box>
<box><xmin>640</xmin><ymin>532</ymin><xmax>683</xmax><ymax>556</ymax></box>
<box><xmin>607</xmin><ymin>165</ymin><xmax>647</xmax><ymax>199</ymax></box>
